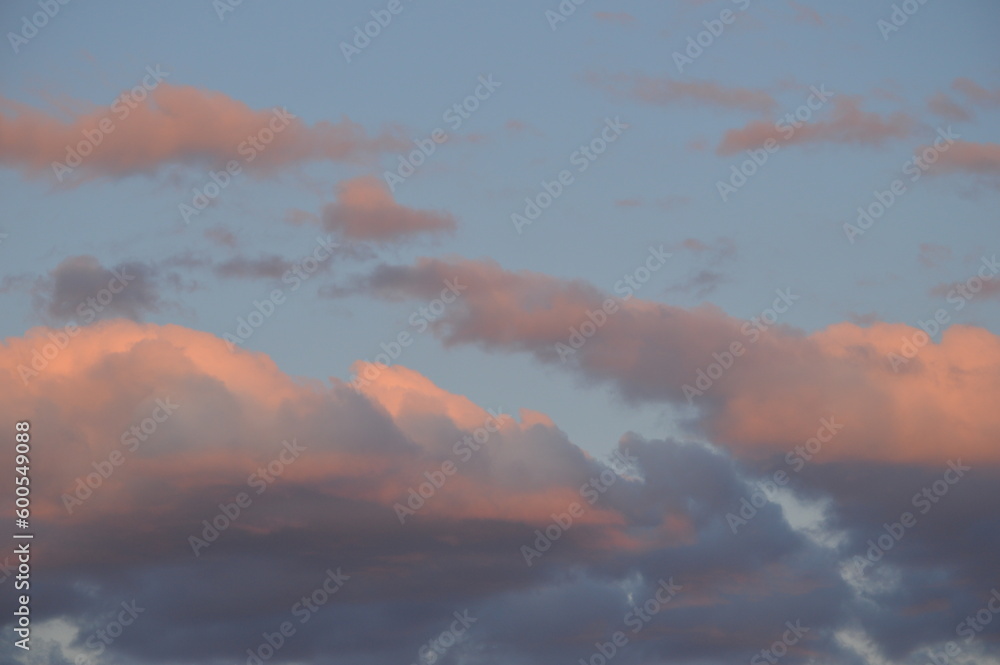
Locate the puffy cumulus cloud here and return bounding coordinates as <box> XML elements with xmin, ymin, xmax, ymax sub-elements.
<box><xmin>587</xmin><ymin>72</ymin><xmax>777</xmax><ymax>113</ymax></box>
<box><xmin>0</xmin><ymin>320</ymin><xmax>864</xmax><ymax>665</ymax></box>
<box><xmin>789</xmin><ymin>460</ymin><xmax>1000</xmax><ymax>661</ymax></box>
<box><xmin>321</xmin><ymin>176</ymin><xmax>457</xmax><ymax>242</ymax></box>
<box><xmin>350</xmin><ymin>258</ymin><xmax>1000</xmax><ymax>467</ymax></box>
<box><xmin>0</xmin><ymin>83</ymin><xmax>406</xmax><ymax>182</ymax></box>
<box><xmin>716</xmin><ymin>97</ymin><xmax>916</xmax><ymax>155</ymax></box>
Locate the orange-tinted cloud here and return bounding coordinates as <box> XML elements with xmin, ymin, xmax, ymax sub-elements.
<box><xmin>0</xmin><ymin>325</ymin><xmax>990</xmax><ymax>665</ymax></box>
<box><xmin>932</xmin><ymin>140</ymin><xmax>1000</xmax><ymax>175</ymax></box>
<box><xmin>0</xmin><ymin>83</ymin><xmax>405</xmax><ymax>182</ymax></box>
<box><xmin>0</xmin><ymin>320</ymin><xmax>638</xmax><ymax>531</ymax></box>
<box><xmin>351</xmin><ymin>257</ymin><xmax>1000</xmax><ymax>466</ymax></box>
<box><xmin>321</xmin><ymin>176</ymin><xmax>457</xmax><ymax>242</ymax></box>
<box><xmin>716</xmin><ymin>97</ymin><xmax>916</xmax><ymax>154</ymax></box>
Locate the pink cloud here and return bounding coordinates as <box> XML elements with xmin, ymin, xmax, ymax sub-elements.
<box><xmin>0</xmin><ymin>320</ymin><xmax>665</xmax><ymax>548</ymax></box>
<box><xmin>321</xmin><ymin>176</ymin><xmax>457</xmax><ymax>242</ymax></box>
<box><xmin>0</xmin><ymin>83</ymin><xmax>405</xmax><ymax>182</ymax></box>
<box><xmin>927</xmin><ymin>92</ymin><xmax>973</xmax><ymax>122</ymax></box>
<box><xmin>932</xmin><ymin>140</ymin><xmax>1000</xmax><ymax>175</ymax></box>
<box><xmin>952</xmin><ymin>77</ymin><xmax>1000</xmax><ymax>107</ymax></box>
<box><xmin>353</xmin><ymin>257</ymin><xmax>1000</xmax><ymax>466</ymax></box>
<box><xmin>716</xmin><ymin>97</ymin><xmax>916</xmax><ymax>154</ymax></box>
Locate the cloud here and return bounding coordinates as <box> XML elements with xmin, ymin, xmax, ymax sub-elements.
<box><xmin>349</xmin><ymin>257</ymin><xmax>1000</xmax><ymax>467</ymax></box>
<box><xmin>788</xmin><ymin>0</ymin><xmax>825</xmax><ymax>26</ymax></box>
<box><xmin>212</xmin><ymin>255</ymin><xmax>296</xmax><ymax>280</ymax></box>
<box><xmin>321</xmin><ymin>176</ymin><xmax>457</xmax><ymax>242</ymax></box>
<box><xmin>0</xmin><ymin>321</ymin><xmax>996</xmax><ymax>665</ymax></box>
<box><xmin>0</xmin><ymin>83</ymin><xmax>405</xmax><ymax>182</ymax></box>
<box><xmin>927</xmin><ymin>92</ymin><xmax>972</xmax><ymax>122</ymax></box>
<box><xmin>588</xmin><ymin>73</ymin><xmax>777</xmax><ymax>114</ymax></box>
<box><xmin>716</xmin><ymin>97</ymin><xmax>916</xmax><ymax>154</ymax></box>
<box><xmin>931</xmin><ymin>140</ymin><xmax>1000</xmax><ymax>175</ymax></box>
<box><xmin>666</xmin><ymin>239</ymin><xmax>737</xmax><ymax>298</ymax></box>
<box><xmin>674</xmin><ymin>237</ymin><xmax>738</xmax><ymax>263</ymax></box>
<box><xmin>929</xmin><ymin>276</ymin><xmax>1000</xmax><ymax>300</ymax></box>
<box><xmin>30</xmin><ymin>255</ymin><xmax>170</xmax><ymax>323</ymax></box>
<box><xmin>917</xmin><ymin>243</ymin><xmax>952</xmax><ymax>269</ymax></box>
<box><xmin>204</xmin><ymin>226</ymin><xmax>239</xmax><ymax>248</ymax></box>
<box><xmin>593</xmin><ymin>11</ymin><xmax>635</xmax><ymax>24</ymax></box>
<box><xmin>952</xmin><ymin>77</ymin><xmax>1000</xmax><ymax>107</ymax></box>
<box><xmin>0</xmin><ymin>320</ymin><xmax>859</xmax><ymax>665</ymax></box>
<box><xmin>666</xmin><ymin>269</ymin><xmax>731</xmax><ymax>298</ymax></box>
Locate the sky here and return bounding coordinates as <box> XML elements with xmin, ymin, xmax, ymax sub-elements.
<box><xmin>0</xmin><ymin>1</ymin><xmax>999</xmax><ymax>664</ymax></box>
